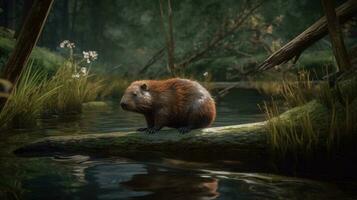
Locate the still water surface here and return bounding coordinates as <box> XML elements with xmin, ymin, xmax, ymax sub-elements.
<box><xmin>1</xmin><ymin>89</ymin><xmax>356</xmax><ymax>199</ymax></box>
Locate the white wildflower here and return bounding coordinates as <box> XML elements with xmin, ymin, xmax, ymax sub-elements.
<box><xmin>89</xmin><ymin>51</ymin><xmax>98</xmax><ymax>60</ymax></box>
<box><xmin>80</xmin><ymin>67</ymin><xmax>88</xmax><ymax>75</ymax></box>
<box><xmin>72</xmin><ymin>73</ymin><xmax>80</xmax><ymax>78</ymax></box>
<box><xmin>83</xmin><ymin>51</ymin><xmax>89</xmax><ymax>59</ymax></box>
<box><xmin>60</xmin><ymin>40</ymin><xmax>75</xmax><ymax>49</ymax></box>
<box><xmin>203</xmin><ymin>72</ymin><xmax>209</xmax><ymax>77</ymax></box>
<box><xmin>83</xmin><ymin>50</ymin><xmax>98</xmax><ymax>63</ymax></box>
<box><xmin>60</xmin><ymin>40</ymin><xmax>69</xmax><ymax>48</ymax></box>
<box><xmin>66</xmin><ymin>42</ymin><xmax>75</xmax><ymax>49</ymax></box>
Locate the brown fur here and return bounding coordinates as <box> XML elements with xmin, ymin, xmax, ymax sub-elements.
<box><xmin>120</xmin><ymin>78</ymin><xmax>216</xmax><ymax>133</ymax></box>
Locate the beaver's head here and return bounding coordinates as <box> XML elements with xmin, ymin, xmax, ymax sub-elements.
<box><xmin>120</xmin><ymin>81</ymin><xmax>153</xmax><ymax>113</ymax></box>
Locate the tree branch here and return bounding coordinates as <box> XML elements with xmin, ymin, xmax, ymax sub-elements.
<box><xmin>176</xmin><ymin>1</ymin><xmax>263</xmax><ymax>69</ymax></box>
<box><xmin>257</xmin><ymin>0</ymin><xmax>357</xmax><ymax>72</ymax></box>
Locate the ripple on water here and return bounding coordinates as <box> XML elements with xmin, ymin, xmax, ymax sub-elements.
<box><xmin>21</xmin><ymin>157</ymin><xmax>352</xmax><ymax>200</ymax></box>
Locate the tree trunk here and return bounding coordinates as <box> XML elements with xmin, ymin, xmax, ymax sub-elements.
<box><xmin>167</xmin><ymin>0</ymin><xmax>175</xmax><ymax>74</ymax></box>
<box><xmin>321</xmin><ymin>0</ymin><xmax>352</xmax><ymax>72</ymax></box>
<box><xmin>141</xmin><ymin>2</ymin><xmax>262</xmax><ymax>74</ymax></box>
<box><xmin>159</xmin><ymin>0</ymin><xmax>176</xmax><ymax>76</ymax></box>
<box><xmin>1</xmin><ymin>0</ymin><xmax>54</xmax><ymax>84</ymax></box>
<box><xmin>14</xmin><ymin>0</ymin><xmax>34</xmax><ymax>39</ymax></box>
<box><xmin>13</xmin><ymin>100</ymin><xmax>333</xmax><ymax>162</ymax></box>
<box><xmin>15</xmin><ymin>122</ymin><xmax>268</xmax><ymax>161</ymax></box>
<box><xmin>258</xmin><ymin>0</ymin><xmax>357</xmax><ymax>72</ymax></box>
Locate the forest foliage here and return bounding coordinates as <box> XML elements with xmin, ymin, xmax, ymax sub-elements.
<box><xmin>1</xmin><ymin>0</ymin><xmax>355</xmax><ymax>80</ymax></box>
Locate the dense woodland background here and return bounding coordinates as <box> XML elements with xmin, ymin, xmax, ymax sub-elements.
<box><xmin>0</xmin><ymin>2</ymin><xmax>357</xmax><ymax>199</ymax></box>
<box><xmin>0</xmin><ymin>0</ymin><xmax>356</xmax><ymax>80</ymax></box>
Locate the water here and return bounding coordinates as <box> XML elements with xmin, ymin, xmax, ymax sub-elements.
<box><xmin>0</xmin><ymin>89</ymin><xmax>356</xmax><ymax>199</ymax></box>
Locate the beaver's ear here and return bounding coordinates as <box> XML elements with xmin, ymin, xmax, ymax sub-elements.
<box><xmin>140</xmin><ymin>83</ymin><xmax>148</xmax><ymax>91</ymax></box>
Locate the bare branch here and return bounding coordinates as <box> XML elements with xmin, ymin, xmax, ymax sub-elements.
<box><xmin>139</xmin><ymin>47</ymin><xmax>166</xmax><ymax>74</ymax></box>
<box><xmin>177</xmin><ymin>1</ymin><xmax>264</xmax><ymax>69</ymax></box>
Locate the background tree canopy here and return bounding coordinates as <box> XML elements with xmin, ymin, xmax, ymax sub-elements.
<box><xmin>0</xmin><ymin>0</ymin><xmax>355</xmax><ymax>79</ymax></box>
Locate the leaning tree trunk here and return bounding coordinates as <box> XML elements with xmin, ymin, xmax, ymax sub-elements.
<box><xmin>258</xmin><ymin>0</ymin><xmax>357</xmax><ymax>71</ymax></box>
<box><xmin>321</xmin><ymin>0</ymin><xmax>352</xmax><ymax>72</ymax></box>
<box><xmin>14</xmin><ymin>0</ymin><xmax>34</xmax><ymax>39</ymax></box>
<box><xmin>1</xmin><ymin>0</ymin><xmax>54</xmax><ymax>84</ymax></box>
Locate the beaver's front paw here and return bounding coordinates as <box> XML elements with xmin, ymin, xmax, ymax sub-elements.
<box><xmin>137</xmin><ymin>127</ymin><xmax>148</xmax><ymax>132</ymax></box>
<box><xmin>145</xmin><ymin>127</ymin><xmax>160</xmax><ymax>134</ymax></box>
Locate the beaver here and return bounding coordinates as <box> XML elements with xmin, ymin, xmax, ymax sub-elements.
<box><xmin>120</xmin><ymin>78</ymin><xmax>216</xmax><ymax>134</ymax></box>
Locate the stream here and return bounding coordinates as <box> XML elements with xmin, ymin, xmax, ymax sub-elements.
<box><xmin>0</xmin><ymin>89</ymin><xmax>356</xmax><ymax>200</ymax></box>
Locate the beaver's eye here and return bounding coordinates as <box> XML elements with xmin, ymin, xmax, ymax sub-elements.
<box><xmin>132</xmin><ymin>92</ymin><xmax>138</xmax><ymax>97</ymax></box>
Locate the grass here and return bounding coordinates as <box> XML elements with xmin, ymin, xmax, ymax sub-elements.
<box><xmin>262</xmin><ymin>100</ymin><xmax>320</xmax><ymax>159</ymax></box>
<box><xmin>0</xmin><ymin>63</ymin><xmax>59</xmax><ymax>128</ymax></box>
<box><xmin>45</xmin><ymin>61</ymin><xmax>104</xmax><ymax>114</ymax></box>
<box><xmin>0</xmin><ymin>62</ymin><xmax>105</xmax><ymax>129</ymax></box>
<box><xmin>255</xmin><ymin>70</ymin><xmax>318</xmax><ymax>106</ymax></box>
<box><xmin>0</xmin><ymin>36</ymin><xmax>129</xmax><ymax>129</ymax></box>
<box><xmin>280</xmin><ymin>71</ymin><xmax>317</xmax><ymax>107</ymax></box>
<box><xmin>262</xmin><ymin>70</ymin><xmax>357</xmax><ymax>160</ymax></box>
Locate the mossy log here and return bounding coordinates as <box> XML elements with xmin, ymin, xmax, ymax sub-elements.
<box><xmin>15</xmin><ymin>100</ymin><xmax>332</xmax><ymax>164</ymax></box>
<box><xmin>14</xmin><ymin>122</ymin><xmax>268</xmax><ymax>162</ymax></box>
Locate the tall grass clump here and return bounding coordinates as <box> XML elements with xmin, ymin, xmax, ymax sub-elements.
<box><xmin>262</xmin><ymin>100</ymin><xmax>319</xmax><ymax>159</ymax></box>
<box><xmin>252</xmin><ymin>71</ymin><xmax>318</xmax><ymax>100</ymax></box>
<box><xmin>322</xmin><ymin>77</ymin><xmax>357</xmax><ymax>151</ymax></box>
<box><xmin>280</xmin><ymin>70</ymin><xmax>317</xmax><ymax>107</ymax></box>
<box><xmin>0</xmin><ymin>63</ymin><xmax>59</xmax><ymax>128</ymax></box>
<box><xmin>262</xmin><ymin>70</ymin><xmax>357</xmax><ymax>160</ymax></box>
<box><xmin>46</xmin><ymin>40</ymin><xmax>103</xmax><ymax>114</ymax></box>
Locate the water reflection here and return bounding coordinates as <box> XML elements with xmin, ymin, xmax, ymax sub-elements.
<box><xmin>21</xmin><ymin>157</ymin><xmax>351</xmax><ymax>200</ymax></box>
<box><xmin>120</xmin><ymin>165</ymin><xmax>219</xmax><ymax>200</ymax></box>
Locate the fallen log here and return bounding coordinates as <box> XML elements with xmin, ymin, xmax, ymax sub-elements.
<box><xmin>258</xmin><ymin>0</ymin><xmax>357</xmax><ymax>71</ymax></box>
<box><xmin>14</xmin><ymin>100</ymin><xmax>331</xmax><ymax>164</ymax></box>
<box><xmin>14</xmin><ymin>122</ymin><xmax>268</xmax><ymax>162</ymax></box>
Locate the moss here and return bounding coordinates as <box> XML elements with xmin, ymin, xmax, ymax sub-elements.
<box><xmin>14</xmin><ymin>122</ymin><xmax>268</xmax><ymax>161</ymax></box>
<box><xmin>0</xmin><ymin>37</ymin><xmax>64</xmax><ymax>75</ymax></box>
<box><xmin>280</xmin><ymin>100</ymin><xmax>329</xmax><ymax>124</ymax></box>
